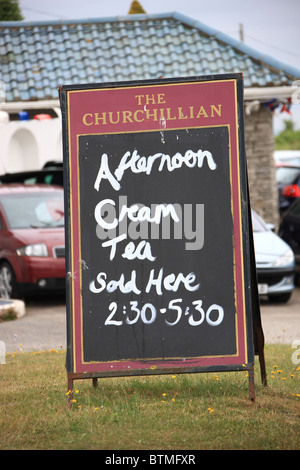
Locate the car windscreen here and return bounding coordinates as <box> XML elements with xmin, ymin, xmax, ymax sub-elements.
<box><xmin>276</xmin><ymin>167</ymin><xmax>300</xmax><ymax>185</ymax></box>
<box><xmin>288</xmin><ymin>199</ymin><xmax>300</xmax><ymax>216</ymax></box>
<box><xmin>0</xmin><ymin>192</ymin><xmax>64</xmax><ymax>229</ymax></box>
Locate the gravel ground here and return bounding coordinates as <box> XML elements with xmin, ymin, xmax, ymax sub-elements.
<box><xmin>0</xmin><ymin>288</ymin><xmax>299</xmax><ymax>354</ymax></box>
<box><xmin>259</xmin><ymin>286</ymin><xmax>300</xmax><ymax>345</ymax></box>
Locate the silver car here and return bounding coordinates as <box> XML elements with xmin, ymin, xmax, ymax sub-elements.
<box><xmin>252</xmin><ymin>210</ymin><xmax>295</xmax><ymax>303</ymax></box>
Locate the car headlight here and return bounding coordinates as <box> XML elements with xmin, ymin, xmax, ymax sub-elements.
<box><xmin>16</xmin><ymin>243</ymin><xmax>49</xmax><ymax>257</ymax></box>
<box><xmin>272</xmin><ymin>249</ymin><xmax>294</xmax><ymax>267</ymax></box>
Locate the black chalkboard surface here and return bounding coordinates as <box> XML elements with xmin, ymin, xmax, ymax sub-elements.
<box><xmin>79</xmin><ymin>126</ymin><xmax>236</xmax><ymax>362</ymax></box>
<box><xmin>60</xmin><ymin>74</ymin><xmax>262</xmax><ymax>390</ymax></box>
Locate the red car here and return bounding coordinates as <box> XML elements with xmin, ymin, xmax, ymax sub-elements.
<box><xmin>0</xmin><ymin>184</ymin><xmax>65</xmax><ymax>298</ymax></box>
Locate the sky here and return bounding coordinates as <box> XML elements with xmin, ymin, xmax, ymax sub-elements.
<box><xmin>17</xmin><ymin>0</ymin><xmax>300</xmax><ymax>133</ymax></box>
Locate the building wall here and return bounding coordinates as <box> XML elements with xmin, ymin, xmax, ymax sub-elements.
<box><xmin>0</xmin><ymin>118</ymin><xmax>62</xmax><ymax>173</ymax></box>
<box><xmin>244</xmin><ymin>104</ymin><xmax>279</xmax><ymax>227</ymax></box>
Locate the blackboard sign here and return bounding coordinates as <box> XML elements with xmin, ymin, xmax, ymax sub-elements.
<box><xmin>60</xmin><ymin>75</ymin><xmax>257</xmax><ymax>383</ymax></box>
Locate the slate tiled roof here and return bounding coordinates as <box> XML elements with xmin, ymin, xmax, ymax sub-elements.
<box><xmin>1</xmin><ymin>12</ymin><xmax>300</xmax><ymax>103</ymax></box>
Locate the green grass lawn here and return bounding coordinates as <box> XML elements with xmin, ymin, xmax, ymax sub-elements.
<box><xmin>0</xmin><ymin>344</ymin><xmax>299</xmax><ymax>450</ymax></box>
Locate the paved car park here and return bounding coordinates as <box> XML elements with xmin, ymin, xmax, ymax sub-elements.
<box><xmin>0</xmin><ymin>288</ymin><xmax>299</xmax><ymax>354</ymax></box>
<box><xmin>259</xmin><ymin>286</ymin><xmax>300</xmax><ymax>345</ymax></box>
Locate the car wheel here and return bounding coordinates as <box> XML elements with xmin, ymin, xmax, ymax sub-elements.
<box><xmin>268</xmin><ymin>292</ymin><xmax>292</xmax><ymax>303</ymax></box>
<box><xmin>0</xmin><ymin>262</ymin><xmax>19</xmax><ymax>299</ymax></box>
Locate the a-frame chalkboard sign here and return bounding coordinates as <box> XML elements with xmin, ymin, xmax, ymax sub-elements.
<box><xmin>59</xmin><ymin>74</ymin><xmax>266</xmax><ymax>404</ymax></box>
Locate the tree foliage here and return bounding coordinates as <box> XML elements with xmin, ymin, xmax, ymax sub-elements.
<box><xmin>0</xmin><ymin>0</ymin><xmax>23</xmax><ymax>20</ymax></box>
<box><xmin>275</xmin><ymin>120</ymin><xmax>300</xmax><ymax>150</ymax></box>
<box><xmin>128</xmin><ymin>1</ymin><xmax>146</xmax><ymax>14</ymax></box>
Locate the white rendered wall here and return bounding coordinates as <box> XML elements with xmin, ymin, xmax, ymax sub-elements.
<box><xmin>0</xmin><ymin>118</ymin><xmax>62</xmax><ymax>174</ymax></box>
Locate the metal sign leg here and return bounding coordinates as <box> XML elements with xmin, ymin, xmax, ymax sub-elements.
<box><xmin>67</xmin><ymin>375</ymin><xmax>74</xmax><ymax>407</ymax></box>
<box><xmin>248</xmin><ymin>365</ymin><xmax>255</xmax><ymax>402</ymax></box>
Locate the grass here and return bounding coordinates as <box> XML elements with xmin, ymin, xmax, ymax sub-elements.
<box><xmin>0</xmin><ymin>344</ymin><xmax>299</xmax><ymax>450</ymax></box>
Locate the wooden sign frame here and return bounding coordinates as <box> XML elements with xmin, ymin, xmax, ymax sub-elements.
<box><xmin>60</xmin><ymin>74</ymin><xmax>265</xmax><ymax>403</ymax></box>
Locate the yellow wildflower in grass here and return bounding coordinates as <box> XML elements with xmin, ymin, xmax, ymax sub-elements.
<box><xmin>207</xmin><ymin>407</ymin><xmax>214</xmax><ymax>413</ymax></box>
<box><xmin>161</xmin><ymin>393</ymin><xmax>167</xmax><ymax>402</ymax></box>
